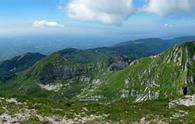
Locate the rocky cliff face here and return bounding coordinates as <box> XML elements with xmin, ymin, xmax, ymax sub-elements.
<box><xmin>108</xmin><ymin>55</ymin><xmax>131</xmax><ymax>71</ymax></box>
<box><xmin>26</xmin><ymin>52</ymin><xmax>108</xmax><ymax>85</ymax></box>
<box><xmin>38</xmin><ymin>61</ymin><xmax>98</xmax><ymax>84</ymax></box>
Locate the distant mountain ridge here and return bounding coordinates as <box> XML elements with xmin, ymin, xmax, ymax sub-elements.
<box><xmin>1</xmin><ymin>36</ymin><xmax>195</xmax><ymax>81</ymax></box>
<box><xmin>0</xmin><ymin>53</ymin><xmax>45</xmax><ymax>80</ymax></box>
<box><xmin>1</xmin><ymin>36</ymin><xmax>195</xmax><ymax>61</ymax></box>
<box><xmin>111</xmin><ymin>36</ymin><xmax>195</xmax><ymax>57</ymax></box>
<box><xmin>4</xmin><ymin>35</ymin><xmax>192</xmax><ymax>82</ymax></box>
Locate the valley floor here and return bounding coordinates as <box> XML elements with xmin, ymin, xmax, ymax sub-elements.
<box><xmin>1</xmin><ymin>95</ymin><xmax>195</xmax><ymax>124</ymax></box>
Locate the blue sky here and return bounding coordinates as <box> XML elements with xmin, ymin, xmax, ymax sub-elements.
<box><xmin>0</xmin><ymin>0</ymin><xmax>195</xmax><ymax>40</ymax></box>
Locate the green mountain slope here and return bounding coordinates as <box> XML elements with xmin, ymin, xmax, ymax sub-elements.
<box><xmin>0</xmin><ymin>50</ymin><xmax>110</xmax><ymax>99</ymax></box>
<box><xmin>79</xmin><ymin>41</ymin><xmax>195</xmax><ymax>103</ymax></box>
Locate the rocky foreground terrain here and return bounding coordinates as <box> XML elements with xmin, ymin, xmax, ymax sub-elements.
<box><xmin>0</xmin><ymin>97</ymin><xmax>112</xmax><ymax>124</ymax></box>
<box><xmin>1</xmin><ymin>95</ymin><xmax>195</xmax><ymax>124</ymax></box>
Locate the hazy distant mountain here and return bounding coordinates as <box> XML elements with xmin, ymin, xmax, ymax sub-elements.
<box><xmin>0</xmin><ymin>53</ymin><xmax>45</xmax><ymax>80</ymax></box>
<box><xmin>112</xmin><ymin>36</ymin><xmax>195</xmax><ymax>57</ymax></box>
<box><xmin>1</xmin><ymin>36</ymin><xmax>195</xmax><ymax>61</ymax></box>
<box><xmin>86</xmin><ymin>36</ymin><xmax>195</xmax><ymax>60</ymax></box>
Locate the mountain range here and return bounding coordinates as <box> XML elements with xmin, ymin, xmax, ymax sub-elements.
<box><xmin>0</xmin><ymin>37</ymin><xmax>195</xmax><ymax>100</ymax></box>
<box><xmin>0</xmin><ymin>37</ymin><xmax>195</xmax><ymax>123</ymax></box>
<box><xmin>1</xmin><ymin>36</ymin><xmax>195</xmax><ymax>61</ymax></box>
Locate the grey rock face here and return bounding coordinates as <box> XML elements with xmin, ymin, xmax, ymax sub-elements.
<box><xmin>108</xmin><ymin>55</ymin><xmax>131</xmax><ymax>71</ymax></box>
<box><xmin>38</xmin><ymin>63</ymin><xmax>94</xmax><ymax>84</ymax></box>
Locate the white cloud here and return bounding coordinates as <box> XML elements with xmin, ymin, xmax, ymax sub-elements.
<box><xmin>143</xmin><ymin>0</ymin><xmax>195</xmax><ymax>16</ymax></box>
<box><xmin>58</xmin><ymin>0</ymin><xmax>195</xmax><ymax>25</ymax></box>
<box><xmin>164</xmin><ymin>23</ymin><xmax>174</xmax><ymax>28</ymax></box>
<box><xmin>62</xmin><ymin>0</ymin><xmax>134</xmax><ymax>25</ymax></box>
<box><xmin>32</xmin><ymin>20</ymin><xmax>64</xmax><ymax>28</ymax></box>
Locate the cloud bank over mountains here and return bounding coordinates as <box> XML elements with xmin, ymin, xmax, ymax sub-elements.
<box><xmin>59</xmin><ymin>0</ymin><xmax>195</xmax><ymax>24</ymax></box>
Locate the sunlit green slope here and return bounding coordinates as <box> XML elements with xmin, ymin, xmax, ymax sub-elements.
<box><xmin>80</xmin><ymin>41</ymin><xmax>195</xmax><ymax>103</ymax></box>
